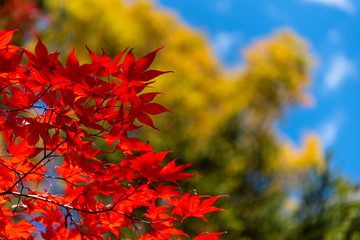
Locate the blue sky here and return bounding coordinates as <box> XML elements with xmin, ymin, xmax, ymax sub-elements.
<box><xmin>156</xmin><ymin>0</ymin><xmax>360</xmax><ymax>180</ymax></box>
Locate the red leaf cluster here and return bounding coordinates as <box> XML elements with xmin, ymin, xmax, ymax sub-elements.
<box><xmin>0</xmin><ymin>0</ymin><xmax>42</xmax><ymax>36</ymax></box>
<box><xmin>0</xmin><ymin>30</ymin><xmax>225</xmax><ymax>239</ymax></box>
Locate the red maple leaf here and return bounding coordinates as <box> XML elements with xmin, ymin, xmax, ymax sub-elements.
<box><xmin>0</xmin><ymin>29</ymin><xmax>226</xmax><ymax>240</ymax></box>
<box><xmin>171</xmin><ymin>192</ymin><xmax>226</xmax><ymax>222</ymax></box>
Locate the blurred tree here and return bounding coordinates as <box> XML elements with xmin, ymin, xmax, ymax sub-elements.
<box><xmin>0</xmin><ymin>0</ymin><xmax>45</xmax><ymax>44</ymax></box>
<box><xmin>289</xmin><ymin>154</ymin><xmax>360</xmax><ymax>240</ymax></box>
<box><xmin>6</xmin><ymin>0</ymin><xmax>334</xmax><ymax>239</ymax></box>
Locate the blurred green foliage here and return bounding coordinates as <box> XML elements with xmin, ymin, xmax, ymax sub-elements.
<box><xmin>2</xmin><ymin>0</ymin><xmax>360</xmax><ymax>239</ymax></box>
<box><xmin>290</xmin><ymin>154</ymin><xmax>360</xmax><ymax>240</ymax></box>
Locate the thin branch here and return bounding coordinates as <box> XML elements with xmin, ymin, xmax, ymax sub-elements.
<box><xmin>0</xmin><ymin>139</ymin><xmax>67</xmax><ymax>196</ymax></box>
<box><xmin>66</xmin><ymin>208</ymin><xmax>88</xmax><ymax>240</ymax></box>
<box><xmin>93</xmin><ymin>93</ymin><xmax>110</xmax><ymax>114</ymax></box>
<box><xmin>8</xmin><ymin>188</ymin><xmax>170</xmax><ymax>226</ymax></box>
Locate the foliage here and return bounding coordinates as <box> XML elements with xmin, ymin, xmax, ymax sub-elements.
<box><xmin>290</xmin><ymin>155</ymin><xmax>360</xmax><ymax>240</ymax></box>
<box><xmin>3</xmin><ymin>0</ymin><xmax>355</xmax><ymax>239</ymax></box>
<box><xmin>0</xmin><ymin>0</ymin><xmax>44</xmax><ymax>44</ymax></box>
<box><xmin>0</xmin><ymin>30</ymin><xmax>225</xmax><ymax>239</ymax></box>
<box><xmin>12</xmin><ymin>0</ymin><xmax>327</xmax><ymax>238</ymax></box>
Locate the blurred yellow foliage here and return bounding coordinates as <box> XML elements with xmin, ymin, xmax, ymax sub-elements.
<box><xmin>239</xmin><ymin>31</ymin><xmax>314</xmax><ymax>122</ymax></box>
<box><xmin>278</xmin><ymin>133</ymin><xmax>325</xmax><ymax>174</ymax></box>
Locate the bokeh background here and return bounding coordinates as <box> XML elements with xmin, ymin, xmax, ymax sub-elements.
<box><xmin>1</xmin><ymin>0</ymin><xmax>360</xmax><ymax>239</ymax></box>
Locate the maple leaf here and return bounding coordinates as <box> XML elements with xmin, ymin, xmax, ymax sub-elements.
<box><xmin>1</xmin><ymin>218</ymin><xmax>36</xmax><ymax>240</ymax></box>
<box><xmin>86</xmin><ymin>46</ymin><xmax>128</xmax><ymax>77</ymax></box>
<box><xmin>0</xmin><ymin>51</ymin><xmax>23</xmax><ymax>73</ymax></box>
<box><xmin>0</xmin><ymin>29</ymin><xmax>20</xmax><ymax>51</ymax></box>
<box><xmin>159</xmin><ymin>159</ymin><xmax>197</xmax><ymax>183</ymax></box>
<box><xmin>0</xmin><ymin>30</ymin><xmax>226</xmax><ymax>240</ymax></box>
<box><xmin>171</xmin><ymin>192</ymin><xmax>225</xmax><ymax>222</ymax></box>
<box><xmin>128</xmin><ymin>86</ymin><xmax>172</xmax><ymax>129</ymax></box>
<box><xmin>19</xmin><ymin>117</ymin><xmax>53</xmax><ymax>145</ymax></box>
<box><xmin>0</xmin><ymin>30</ymin><xmax>16</xmax><ymax>48</ymax></box>
<box><xmin>194</xmin><ymin>232</ymin><xmax>227</xmax><ymax>240</ymax></box>
<box><xmin>116</xmin><ymin>47</ymin><xmax>172</xmax><ymax>84</ymax></box>
<box><xmin>25</xmin><ymin>36</ymin><xmax>60</xmax><ymax>69</ymax></box>
<box><xmin>58</xmin><ymin>48</ymin><xmax>97</xmax><ymax>84</ymax></box>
